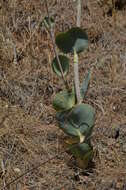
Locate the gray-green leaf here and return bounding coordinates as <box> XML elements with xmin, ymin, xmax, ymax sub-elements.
<box><xmin>53</xmin><ymin>89</ymin><xmax>75</xmax><ymax>111</ymax></box>
<box><xmin>80</xmin><ymin>70</ymin><xmax>91</xmax><ymax>99</ymax></box>
<box><xmin>56</xmin><ymin>103</ymin><xmax>95</xmax><ymax>141</ymax></box>
<box><xmin>56</xmin><ymin>27</ymin><xmax>88</xmax><ymax>54</ymax></box>
<box><xmin>52</xmin><ymin>55</ymin><xmax>69</xmax><ymax>77</ymax></box>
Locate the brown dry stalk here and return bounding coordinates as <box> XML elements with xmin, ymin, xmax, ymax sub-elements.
<box><xmin>112</xmin><ymin>0</ymin><xmax>116</xmax><ymax>28</ymax></box>
<box><xmin>44</xmin><ymin>0</ymin><xmax>70</xmax><ymax>90</ymax></box>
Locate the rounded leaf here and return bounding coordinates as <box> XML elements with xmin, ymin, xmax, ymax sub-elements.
<box><xmin>68</xmin><ymin>143</ymin><xmax>93</xmax><ymax>169</ymax></box>
<box><xmin>69</xmin><ymin>143</ymin><xmax>92</xmax><ymax>159</ymax></box>
<box><xmin>53</xmin><ymin>89</ymin><xmax>75</xmax><ymax>111</ymax></box>
<box><xmin>76</xmin><ymin>150</ymin><xmax>93</xmax><ymax>169</ymax></box>
<box><xmin>56</xmin><ymin>27</ymin><xmax>88</xmax><ymax>54</ymax></box>
<box><xmin>52</xmin><ymin>55</ymin><xmax>69</xmax><ymax>77</ymax></box>
<box><xmin>56</xmin><ymin>103</ymin><xmax>95</xmax><ymax>140</ymax></box>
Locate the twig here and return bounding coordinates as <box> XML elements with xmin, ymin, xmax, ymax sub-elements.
<box><xmin>1</xmin><ymin>153</ymin><xmax>61</xmax><ymax>190</ymax></box>
<box><xmin>1</xmin><ymin>146</ymin><xmax>73</xmax><ymax>189</ymax></box>
<box><xmin>44</xmin><ymin>0</ymin><xmax>70</xmax><ymax>91</ymax></box>
<box><xmin>1</xmin><ymin>159</ymin><xmax>6</xmax><ymax>189</ymax></box>
<box><xmin>13</xmin><ymin>43</ymin><xmax>17</xmax><ymax>64</ymax></box>
<box><xmin>2</xmin><ymin>134</ymin><xmax>94</xmax><ymax>190</ymax></box>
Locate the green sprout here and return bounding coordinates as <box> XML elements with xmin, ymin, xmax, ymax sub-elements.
<box><xmin>45</xmin><ymin>0</ymin><xmax>95</xmax><ymax>169</ymax></box>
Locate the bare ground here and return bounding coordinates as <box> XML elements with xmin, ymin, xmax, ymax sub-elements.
<box><xmin>0</xmin><ymin>0</ymin><xmax>126</xmax><ymax>189</ymax></box>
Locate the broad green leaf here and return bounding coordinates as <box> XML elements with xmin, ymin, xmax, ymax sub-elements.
<box><xmin>56</xmin><ymin>104</ymin><xmax>95</xmax><ymax>141</ymax></box>
<box><xmin>80</xmin><ymin>70</ymin><xmax>91</xmax><ymax>99</ymax></box>
<box><xmin>56</xmin><ymin>27</ymin><xmax>88</xmax><ymax>54</ymax></box>
<box><xmin>52</xmin><ymin>55</ymin><xmax>69</xmax><ymax>77</ymax></box>
<box><xmin>69</xmin><ymin>143</ymin><xmax>92</xmax><ymax>159</ymax></box>
<box><xmin>53</xmin><ymin>89</ymin><xmax>75</xmax><ymax>111</ymax></box>
<box><xmin>77</xmin><ymin>148</ymin><xmax>93</xmax><ymax>168</ymax></box>
<box><xmin>69</xmin><ymin>143</ymin><xmax>93</xmax><ymax>169</ymax></box>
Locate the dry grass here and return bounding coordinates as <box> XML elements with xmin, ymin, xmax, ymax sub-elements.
<box><xmin>0</xmin><ymin>0</ymin><xmax>126</xmax><ymax>189</ymax></box>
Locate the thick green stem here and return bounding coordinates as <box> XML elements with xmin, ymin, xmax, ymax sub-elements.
<box><xmin>74</xmin><ymin>49</ymin><xmax>81</xmax><ymax>104</ymax></box>
<box><xmin>74</xmin><ymin>0</ymin><xmax>82</xmax><ymax>104</ymax></box>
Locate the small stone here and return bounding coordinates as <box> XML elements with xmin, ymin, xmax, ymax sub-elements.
<box><xmin>14</xmin><ymin>168</ymin><xmax>21</xmax><ymax>173</ymax></box>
